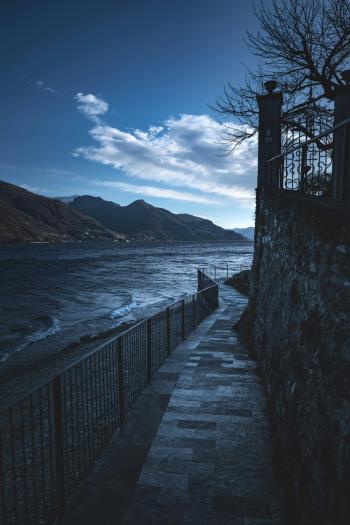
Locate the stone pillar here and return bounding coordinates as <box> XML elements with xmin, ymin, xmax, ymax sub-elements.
<box><xmin>256</xmin><ymin>81</ymin><xmax>283</xmax><ymax>188</ymax></box>
<box><xmin>333</xmin><ymin>70</ymin><xmax>350</xmax><ymax>203</ymax></box>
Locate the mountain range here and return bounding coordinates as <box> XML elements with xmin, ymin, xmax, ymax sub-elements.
<box><xmin>69</xmin><ymin>195</ymin><xmax>244</xmax><ymax>241</ymax></box>
<box><xmin>0</xmin><ymin>181</ymin><xmax>123</xmax><ymax>242</ymax></box>
<box><xmin>0</xmin><ymin>180</ymin><xmax>247</xmax><ymax>243</ymax></box>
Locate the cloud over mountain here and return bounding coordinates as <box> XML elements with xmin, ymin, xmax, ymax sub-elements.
<box><xmin>92</xmin><ymin>180</ymin><xmax>219</xmax><ymax>204</ymax></box>
<box><xmin>74</xmin><ymin>95</ymin><xmax>257</xmax><ymax>208</ymax></box>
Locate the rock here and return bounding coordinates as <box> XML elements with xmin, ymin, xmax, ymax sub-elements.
<box><xmin>224</xmin><ymin>270</ymin><xmax>251</xmax><ymax>296</ymax></box>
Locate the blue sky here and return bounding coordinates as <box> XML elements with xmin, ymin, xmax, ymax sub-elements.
<box><xmin>0</xmin><ymin>0</ymin><xmax>264</xmax><ymax>228</ymax></box>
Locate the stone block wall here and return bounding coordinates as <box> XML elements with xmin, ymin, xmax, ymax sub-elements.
<box><xmin>250</xmin><ymin>188</ymin><xmax>350</xmax><ymax>525</ymax></box>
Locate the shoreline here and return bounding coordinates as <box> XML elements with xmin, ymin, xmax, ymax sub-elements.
<box><xmin>0</xmin><ymin>319</ymin><xmax>137</xmax><ymax>411</ymax></box>
<box><xmin>0</xmin><ymin>238</ymin><xmax>253</xmax><ymax>245</ymax></box>
<box><xmin>0</xmin><ymin>242</ymin><xmax>254</xmax><ymax>410</ymax></box>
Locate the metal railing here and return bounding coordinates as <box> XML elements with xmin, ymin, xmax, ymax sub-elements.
<box><xmin>199</xmin><ymin>264</ymin><xmax>251</xmax><ymax>281</ymax></box>
<box><xmin>0</xmin><ymin>270</ymin><xmax>218</xmax><ymax>525</ymax></box>
<box><xmin>266</xmin><ymin>116</ymin><xmax>350</xmax><ymax>198</ymax></box>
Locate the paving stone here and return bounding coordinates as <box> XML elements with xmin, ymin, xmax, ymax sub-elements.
<box><xmin>164</xmin><ymin>411</ymin><xmax>248</xmax><ymax>425</ymax></box>
<box><xmin>138</xmin><ymin>468</ymin><xmax>189</xmax><ymax>490</ymax></box>
<box><xmin>155</xmin><ymin>459</ymin><xmax>215</xmax><ymax>478</ymax></box>
<box><xmin>157</xmin><ymin>425</ymin><xmax>202</xmax><ymax>440</ymax></box>
<box><xmin>167</xmin><ymin>405</ymin><xmax>205</xmax><ymax>415</ymax></box>
<box><xmin>152</xmin><ymin>435</ymin><xmax>217</xmax><ymax>450</ymax></box>
<box><xmin>177</xmin><ymin>419</ymin><xmax>217</xmax><ymax>430</ymax></box>
<box><xmin>148</xmin><ymin>445</ymin><xmax>193</xmax><ymax>461</ymax></box>
<box><xmin>61</xmin><ymin>283</ymin><xmax>281</xmax><ymax>525</ymax></box>
<box><xmin>199</xmin><ymin>402</ymin><xmax>253</xmax><ymax>417</ymax></box>
<box><xmin>168</xmin><ymin>399</ymin><xmax>201</xmax><ymax>408</ymax></box>
<box><xmin>192</xmin><ymin>448</ymin><xmax>240</xmax><ymax>466</ymax></box>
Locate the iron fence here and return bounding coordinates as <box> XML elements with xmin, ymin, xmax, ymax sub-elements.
<box><xmin>0</xmin><ymin>270</ymin><xmax>218</xmax><ymax>525</ymax></box>
<box><xmin>266</xmin><ymin>114</ymin><xmax>350</xmax><ymax>199</ymax></box>
<box><xmin>199</xmin><ymin>264</ymin><xmax>251</xmax><ymax>281</ymax></box>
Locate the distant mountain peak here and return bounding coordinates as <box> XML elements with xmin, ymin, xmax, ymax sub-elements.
<box><xmin>70</xmin><ymin>194</ymin><xmax>246</xmax><ymax>242</ymax></box>
<box><xmin>73</xmin><ymin>195</ymin><xmax>121</xmax><ymax>208</ymax></box>
<box><xmin>128</xmin><ymin>199</ymin><xmax>153</xmax><ymax>209</ymax></box>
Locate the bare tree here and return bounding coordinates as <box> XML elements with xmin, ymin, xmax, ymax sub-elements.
<box><xmin>214</xmin><ymin>0</ymin><xmax>350</xmax><ymax>150</ymax></box>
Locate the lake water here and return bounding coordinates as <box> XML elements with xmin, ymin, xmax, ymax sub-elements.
<box><xmin>0</xmin><ymin>241</ymin><xmax>253</xmax><ymax>367</ymax></box>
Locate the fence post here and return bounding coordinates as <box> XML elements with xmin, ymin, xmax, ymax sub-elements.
<box><xmin>116</xmin><ymin>338</ymin><xmax>125</xmax><ymax>423</ymax></box>
<box><xmin>166</xmin><ymin>307</ymin><xmax>171</xmax><ymax>356</ymax></box>
<box><xmin>226</xmin><ymin>265</ymin><xmax>229</xmax><ymax>279</ymax></box>
<box><xmin>300</xmin><ymin>143</ymin><xmax>308</xmax><ymax>192</ymax></box>
<box><xmin>181</xmin><ymin>299</ymin><xmax>185</xmax><ymax>340</ymax></box>
<box><xmin>147</xmin><ymin>318</ymin><xmax>152</xmax><ymax>382</ymax></box>
<box><xmin>256</xmin><ymin>80</ymin><xmax>283</xmax><ymax>188</ymax></box>
<box><xmin>192</xmin><ymin>295</ymin><xmax>196</xmax><ymax>328</ymax></box>
<box><xmin>53</xmin><ymin>376</ymin><xmax>65</xmax><ymax>518</ymax></box>
<box><xmin>197</xmin><ymin>269</ymin><xmax>202</xmax><ymax>291</ymax></box>
<box><xmin>333</xmin><ymin>69</ymin><xmax>350</xmax><ymax>203</ymax></box>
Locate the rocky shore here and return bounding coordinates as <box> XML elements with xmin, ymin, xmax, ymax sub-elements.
<box><xmin>0</xmin><ymin>320</ymin><xmax>136</xmax><ymax>410</ymax></box>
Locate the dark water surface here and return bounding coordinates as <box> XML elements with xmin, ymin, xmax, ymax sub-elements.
<box><xmin>0</xmin><ymin>241</ymin><xmax>253</xmax><ymax>367</ymax></box>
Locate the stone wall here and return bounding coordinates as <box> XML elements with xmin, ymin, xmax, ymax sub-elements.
<box><xmin>250</xmin><ymin>188</ymin><xmax>350</xmax><ymax>525</ymax></box>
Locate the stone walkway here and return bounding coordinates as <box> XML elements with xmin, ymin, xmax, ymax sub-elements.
<box><xmin>122</xmin><ymin>285</ymin><xmax>281</xmax><ymax>525</ymax></box>
<box><xmin>61</xmin><ymin>284</ymin><xmax>281</xmax><ymax>525</ymax></box>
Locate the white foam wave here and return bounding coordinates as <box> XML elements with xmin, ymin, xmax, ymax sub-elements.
<box><xmin>111</xmin><ymin>301</ymin><xmax>138</xmax><ymax>319</ymax></box>
<box><xmin>1</xmin><ymin>318</ymin><xmax>61</xmax><ymax>363</ymax></box>
<box><xmin>26</xmin><ymin>318</ymin><xmax>61</xmax><ymax>344</ymax></box>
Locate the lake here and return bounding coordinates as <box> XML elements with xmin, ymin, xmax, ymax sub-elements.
<box><xmin>0</xmin><ymin>241</ymin><xmax>253</xmax><ymax>368</ymax></box>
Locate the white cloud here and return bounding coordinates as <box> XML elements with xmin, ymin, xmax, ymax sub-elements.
<box><xmin>73</xmin><ymin>96</ymin><xmax>257</xmax><ymax>209</ymax></box>
<box><xmin>20</xmin><ymin>183</ymin><xmax>52</xmax><ymax>194</ymax></box>
<box><xmin>75</xmin><ymin>93</ymin><xmax>109</xmax><ymax>119</ymax></box>
<box><xmin>92</xmin><ymin>180</ymin><xmax>220</xmax><ymax>204</ymax></box>
<box><xmin>35</xmin><ymin>80</ymin><xmax>57</xmax><ymax>94</ymax></box>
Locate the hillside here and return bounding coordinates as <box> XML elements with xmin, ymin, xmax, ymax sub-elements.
<box><xmin>233</xmin><ymin>227</ymin><xmax>255</xmax><ymax>241</ymax></box>
<box><xmin>70</xmin><ymin>195</ymin><xmax>245</xmax><ymax>241</ymax></box>
<box><xmin>0</xmin><ymin>181</ymin><xmax>123</xmax><ymax>242</ymax></box>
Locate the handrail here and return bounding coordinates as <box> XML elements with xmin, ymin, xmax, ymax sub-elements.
<box><xmin>267</xmin><ymin>115</ymin><xmax>350</xmax><ymax>164</ymax></box>
<box><xmin>0</xmin><ymin>281</ymin><xmax>215</xmax><ymax>415</ymax></box>
<box><xmin>0</xmin><ymin>269</ymin><xmax>219</xmax><ymax>525</ymax></box>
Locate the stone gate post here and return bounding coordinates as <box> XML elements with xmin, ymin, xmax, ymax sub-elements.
<box><xmin>256</xmin><ymin>81</ymin><xmax>283</xmax><ymax>188</ymax></box>
<box><xmin>333</xmin><ymin>70</ymin><xmax>350</xmax><ymax>203</ymax></box>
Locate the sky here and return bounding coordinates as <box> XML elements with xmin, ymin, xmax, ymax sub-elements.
<box><xmin>0</xmin><ymin>0</ymin><xmax>265</xmax><ymax>228</ymax></box>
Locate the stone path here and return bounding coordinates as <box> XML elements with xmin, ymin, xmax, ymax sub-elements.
<box><xmin>122</xmin><ymin>285</ymin><xmax>281</xmax><ymax>525</ymax></box>
<box><xmin>61</xmin><ymin>284</ymin><xmax>281</xmax><ymax>525</ymax></box>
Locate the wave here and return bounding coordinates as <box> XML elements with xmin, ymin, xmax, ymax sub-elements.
<box><xmin>111</xmin><ymin>301</ymin><xmax>138</xmax><ymax>319</ymax></box>
<box><xmin>25</xmin><ymin>317</ymin><xmax>61</xmax><ymax>344</ymax></box>
<box><xmin>1</xmin><ymin>317</ymin><xmax>61</xmax><ymax>363</ymax></box>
